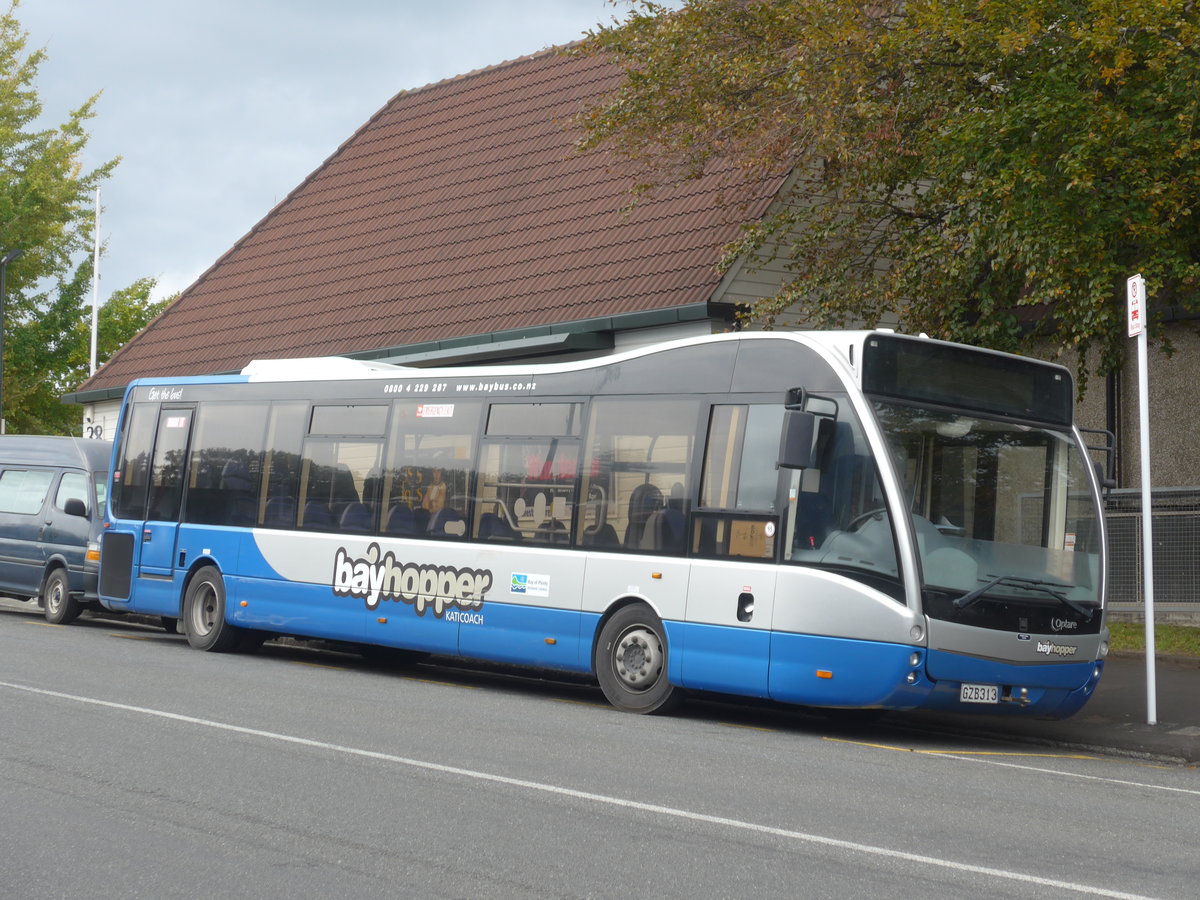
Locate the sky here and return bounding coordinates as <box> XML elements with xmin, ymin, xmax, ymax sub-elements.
<box><xmin>18</xmin><ymin>0</ymin><xmax>637</xmax><ymax>303</ymax></box>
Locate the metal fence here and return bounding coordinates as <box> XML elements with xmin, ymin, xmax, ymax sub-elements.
<box><xmin>1106</xmin><ymin>488</ymin><xmax>1200</xmax><ymax>605</ymax></box>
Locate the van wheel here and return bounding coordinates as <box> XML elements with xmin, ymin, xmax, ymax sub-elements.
<box><xmin>43</xmin><ymin>569</ymin><xmax>81</xmax><ymax>625</ymax></box>
<box><xmin>183</xmin><ymin>566</ymin><xmax>240</xmax><ymax>652</ymax></box>
<box><xmin>595</xmin><ymin>604</ymin><xmax>682</xmax><ymax>714</ymax></box>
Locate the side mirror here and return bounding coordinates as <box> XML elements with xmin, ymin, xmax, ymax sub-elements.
<box><xmin>63</xmin><ymin>497</ymin><xmax>89</xmax><ymax>518</ymax></box>
<box><xmin>778</xmin><ymin>409</ymin><xmax>817</xmax><ymax>469</ymax></box>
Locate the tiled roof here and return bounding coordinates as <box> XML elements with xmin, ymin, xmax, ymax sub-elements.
<box><xmin>82</xmin><ymin>46</ymin><xmax>786</xmax><ymax>392</ymax></box>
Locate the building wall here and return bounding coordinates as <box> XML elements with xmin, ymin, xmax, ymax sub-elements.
<box><xmin>83</xmin><ymin>402</ymin><xmax>121</xmax><ymax>445</ymax></box>
<box><xmin>1052</xmin><ymin>323</ymin><xmax>1200</xmax><ymax>491</ymax></box>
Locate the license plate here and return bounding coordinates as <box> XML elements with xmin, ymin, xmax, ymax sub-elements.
<box><xmin>959</xmin><ymin>683</ymin><xmax>999</xmax><ymax>704</ymax></box>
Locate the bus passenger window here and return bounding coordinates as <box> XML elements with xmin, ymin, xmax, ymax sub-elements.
<box><xmin>473</xmin><ymin>439</ymin><xmax>578</xmax><ymax>544</ymax></box>
<box><xmin>575</xmin><ymin>397</ymin><xmax>697</xmax><ymax>555</ymax></box>
<box><xmin>258</xmin><ymin>401</ymin><xmax>308</xmax><ymax>529</ymax></box>
<box><xmin>298</xmin><ymin>404</ymin><xmax>387</xmax><ymax>533</ymax></box>
<box><xmin>380</xmin><ymin>400</ymin><xmax>480</xmax><ymax>540</ymax></box>
<box><xmin>184</xmin><ymin>402</ymin><xmax>269</xmax><ymax>527</ymax></box>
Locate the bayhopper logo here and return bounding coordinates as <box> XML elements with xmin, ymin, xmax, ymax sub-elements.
<box><xmin>332</xmin><ymin>542</ymin><xmax>491</xmax><ymax>618</ymax></box>
<box><xmin>1035</xmin><ymin>640</ymin><xmax>1078</xmax><ymax>658</ymax></box>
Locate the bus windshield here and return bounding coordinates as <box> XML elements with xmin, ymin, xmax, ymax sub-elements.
<box><xmin>871</xmin><ymin>401</ymin><xmax>1102</xmax><ymax>619</ymax></box>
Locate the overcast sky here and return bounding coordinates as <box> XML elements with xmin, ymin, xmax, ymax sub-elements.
<box><xmin>19</xmin><ymin>0</ymin><xmax>637</xmax><ymax>303</ymax></box>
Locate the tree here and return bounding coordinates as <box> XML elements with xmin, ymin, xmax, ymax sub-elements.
<box><xmin>1</xmin><ymin>0</ymin><xmax>134</xmax><ymax>432</ymax></box>
<box><xmin>575</xmin><ymin>1</ymin><xmax>1200</xmax><ymax>379</ymax></box>
<box><xmin>5</xmin><ymin>258</ymin><xmax>168</xmax><ymax>434</ymax></box>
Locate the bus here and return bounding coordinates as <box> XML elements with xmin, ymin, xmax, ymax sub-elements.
<box><xmin>95</xmin><ymin>331</ymin><xmax>1108</xmax><ymax>718</ymax></box>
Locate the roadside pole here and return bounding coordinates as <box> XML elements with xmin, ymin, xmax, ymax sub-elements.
<box><xmin>1127</xmin><ymin>273</ymin><xmax>1157</xmax><ymax>725</ymax></box>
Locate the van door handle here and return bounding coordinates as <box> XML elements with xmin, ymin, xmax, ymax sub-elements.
<box><xmin>143</xmin><ymin>529</ymin><xmax>153</xmax><ymax>543</ymax></box>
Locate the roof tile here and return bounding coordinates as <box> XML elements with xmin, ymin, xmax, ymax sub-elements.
<box><xmin>85</xmin><ymin>47</ymin><xmax>784</xmax><ymax>391</ymax></box>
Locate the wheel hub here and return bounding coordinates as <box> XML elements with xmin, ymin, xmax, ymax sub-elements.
<box><xmin>191</xmin><ymin>584</ymin><xmax>217</xmax><ymax>635</ymax></box>
<box><xmin>614</xmin><ymin>628</ymin><xmax>662</xmax><ymax>689</ymax></box>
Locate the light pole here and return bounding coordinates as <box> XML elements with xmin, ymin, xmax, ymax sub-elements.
<box><xmin>0</xmin><ymin>247</ymin><xmax>24</xmax><ymax>435</ymax></box>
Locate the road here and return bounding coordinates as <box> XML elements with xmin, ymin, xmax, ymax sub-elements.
<box><xmin>1</xmin><ymin>604</ymin><xmax>1198</xmax><ymax>899</ymax></box>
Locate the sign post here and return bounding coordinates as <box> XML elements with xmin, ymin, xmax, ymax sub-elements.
<box><xmin>1127</xmin><ymin>273</ymin><xmax>1157</xmax><ymax>725</ymax></box>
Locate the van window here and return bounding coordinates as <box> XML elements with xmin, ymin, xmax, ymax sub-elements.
<box><xmin>0</xmin><ymin>469</ymin><xmax>55</xmax><ymax>515</ymax></box>
<box><xmin>55</xmin><ymin>472</ymin><xmax>91</xmax><ymax>514</ymax></box>
<box><xmin>93</xmin><ymin>473</ymin><xmax>108</xmax><ymax>512</ymax></box>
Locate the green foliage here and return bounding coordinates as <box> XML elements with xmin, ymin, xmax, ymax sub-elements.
<box><xmin>0</xmin><ymin>1</ymin><xmax>117</xmax><ymax>284</ymax></box>
<box><xmin>0</xmin><ymin>0</ymin><xmax>159</xmax><ymax>435</ymax></box>
<box><xmin>575</xmin><ymin>1</ymin><xmax>1200</xmax><ymax>376</ymax></box>
<box><xmin>6</xmin><ymin>259</ymin><xmax>169</xmax><ymax>434</ymax></box>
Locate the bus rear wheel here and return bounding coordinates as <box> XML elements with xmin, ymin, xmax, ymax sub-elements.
<box><xmin>595</xmin><ymin>604</ymin><xmax>682</xmax><ymax>714</ymax></box>
<box><xmin>43</xmin><ymin>568</ymin><xmax>81</xmax><ymax>625</ymax></box>
<box><xmin>184</xmin><ymin>566</ymin><xmax>240</xmax><ymax>652</ymax></box>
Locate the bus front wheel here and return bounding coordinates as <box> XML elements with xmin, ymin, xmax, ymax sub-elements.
<box><xmin>184</xmin><ymin>566</ymin><xmax>240</xmax><ymax>652</ymax></box>
<box><xmin>595</xmin><ymin>604</ymin><xmax>682</xmax><ymax>714</ymax></box>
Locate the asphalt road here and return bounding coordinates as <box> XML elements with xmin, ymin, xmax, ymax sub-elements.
<box><xmin>2</xmin><ymin>604</ymin><xmax>1198</xmax><ymax>899</ymax></box>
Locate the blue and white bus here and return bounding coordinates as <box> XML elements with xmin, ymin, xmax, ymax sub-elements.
<box><xmin>96</xmin><ymin>331</ymin><xmax>1108</xmax><ymax>717</ymax></box>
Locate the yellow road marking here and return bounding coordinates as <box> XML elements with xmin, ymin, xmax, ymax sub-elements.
<box><xmin>552</xmin><ymin>697</ymin><xmax>610</xmax><ymax>709</ymax></box>
<box><xmin>719</xmin><ymin>721</ymin><xmax>776</xmax><ymax>733</ymax></box>
<box><xmin>823</xmin><ymin>736</ymin><xmax>1098</xmax><ymax>760</ymax></box>
<box><xmin>289</xmin><ymin>660</ymin><xmax>347</xmax><ymax>671</ymax></box>
<box><xmin>404</xmin><ymin>676</ymin><xmax>478</xmax><ymax>689</ymax></box>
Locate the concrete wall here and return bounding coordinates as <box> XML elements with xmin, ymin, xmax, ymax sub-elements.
<box><xmin>1046</xmin><ymin>323</ymin><xmax>1200</xmax><ymax>491</ymax></box>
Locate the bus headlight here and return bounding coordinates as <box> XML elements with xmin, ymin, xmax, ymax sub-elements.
<box><xmin>909</xmin><ymin>652</ymin><xmax>921</xmax><ymax>667</ymax></box>
<box><xmin>909</xmin><ymin>625</ymin><xmax>924</xmax><ymax>641</ymax></box>
<box><xmin>1099</xmin><ymin>640</ymin><xmax>1109</xmax><ymax>658</ymax></box>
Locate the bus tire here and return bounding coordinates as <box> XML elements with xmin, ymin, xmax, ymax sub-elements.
<box><xmin>43</xmin><ymin>568</ymin><xmax>81</xmax><ymax>625</ymax></box>
<box><xmin>236</xmin><ymin>629</ymin><xmax>269</xmax><ymax>652</ymax></box>
<box><xmin>183</xmin><ymin>566</ymin><xmax>240</xmax><ymax>652</ymax></box>
<box><xmin>595</xmin><ymin>604</ymin><xmax>682</xmax><ymax>714</ymax></box>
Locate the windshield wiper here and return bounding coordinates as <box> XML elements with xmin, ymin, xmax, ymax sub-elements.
<box><xmin>952</xmin><ymin>574</ymin><xmax>1095</xmax><ymax>621</ymax></box>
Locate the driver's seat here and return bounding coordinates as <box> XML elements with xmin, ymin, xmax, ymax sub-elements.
<box><xmin>794</xmin><ymin>492</ymin><xmax>834</xmax><ymax>550</ymax></box>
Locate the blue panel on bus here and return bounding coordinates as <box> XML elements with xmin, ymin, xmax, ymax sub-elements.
<box><xmin>925</xmin><ymin>647</ymin><xmax>1094</xmax><ymax>690</ymax></box>
<box><xmin>230</xmin><ymin>573</ymin><xmax>367</xmax><ymax>644</ymax></box>
<box><xmin>123</xmin><ymin>571</ymin><xmax>185</xmax><ymax>617</ymax></box>
<box><xmin>676</xmin><ymin>621</ymin><xmax>771</xmax><ymax>699</ymax></box>
<box><xmin>916</xmin><ymin>660</ymin><xmax>1104</xmax><ymax>719</ymax></box>
<box><xmin>768</xmin><ymin>632</ymin><xmax>928</xmax><ymax>709</ymax></box>
<box><xmin>455</xmin><ymin>601</ymin><xmax>592</xmax><ymax>674</ymax></box>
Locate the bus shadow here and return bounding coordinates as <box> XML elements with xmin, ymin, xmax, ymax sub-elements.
<box><xmin>69</xmin><ymin>608</ymin><xmax>1016</xmax><ymax>752</ymax></box>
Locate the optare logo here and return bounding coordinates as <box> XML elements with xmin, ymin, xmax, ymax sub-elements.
<box><xmin>1051</xmin><ymin>617</ymin><xmax>1079</xmax><ymax>633</ymax></box>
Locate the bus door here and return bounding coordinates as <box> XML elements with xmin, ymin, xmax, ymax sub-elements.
<box><xmin>680</xmin><ymin>404</ymin><xmax>785</xmax><ymax>699</ymax></box>
<box><xmin>135</xmin><ymin>407</ymin><xmax>195</xmax><ymax>603</ymax></box>
<box><xmin>684</xmin><ymin>517</ymin><xmax>778</xmax><ymax>698</ymax></box>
